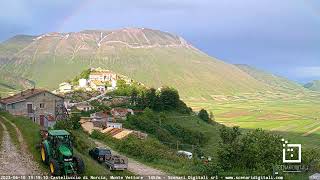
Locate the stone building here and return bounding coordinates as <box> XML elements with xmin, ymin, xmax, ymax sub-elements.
<box><xmin>0</xmin><ymin>89</ymin><xmax>67</xmax><ymax>128</ymax></box>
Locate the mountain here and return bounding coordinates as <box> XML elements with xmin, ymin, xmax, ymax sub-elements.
<box><xmin>235</xmin><ymin>64</ymin><xmax>306</xmax><ymax>92</ymax></box>
<box><xmin>0</xmin><ymin>28</ymin><xmax>285</xmax><ymax>99</ymax></box>
<box><xmin>304</xmin><ymin>80</ymin><xmax>320</xmax><ymax>91</ymax></box>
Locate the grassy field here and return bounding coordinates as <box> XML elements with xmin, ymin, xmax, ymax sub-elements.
<box><xmin>186</xmin><ymin>92</ymin><xmax>320</xmax><ymax>150</ymax></box>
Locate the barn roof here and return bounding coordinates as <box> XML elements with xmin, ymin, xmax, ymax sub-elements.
<box><xmin>0</xmin><ymin>89</ymin><xmax>64</xmax><ymax>105</ymax></box>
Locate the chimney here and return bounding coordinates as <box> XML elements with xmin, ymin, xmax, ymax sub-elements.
<box><xmin>31</xmin><ymin>88</ymin><xmax>35</xmax><ymax>94</ymax></box>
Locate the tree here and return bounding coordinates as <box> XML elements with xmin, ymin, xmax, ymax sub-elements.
<box><xmin>145</xmin><ymin>88</ymin><xmax>158</xmax><ymax>109</ymax></box>
<box><xmin>79</xmin><ymin>68</ymin><xmax>91</xmax><ymax>79</ymax></box>
<box><xmin>130</xmin><ymin>88</ymin><xmax>138</xmax><ymax>105</ymax></box>
<box><xmin>159</xmin><ymin>87</ymin><xmax>179</xmax><ymax>110</ymax></box>
<box><xmin>218</xmin><ymin>127</ymin><xmax>282</xmax><ymax>173</ymax></box>
<box><xmin>219</xmin><ymin>126</ymin><xmax>241</xmax><ymax>144</ymax></box>
<box><xmin>198</xmin><ymin>109</ymin><xmax>210</xmax><ymax>122</ymax></box>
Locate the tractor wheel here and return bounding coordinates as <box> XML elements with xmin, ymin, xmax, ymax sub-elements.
<box><xmin>49</xmin><ymin>159</ymin><xmax>61</xmax><ymax>176</ymax></box>
<box><xmin>73</xmin><ymin>156</ymin><xmax>85</xmax><ymax>174</ymax></box>
<box><xmin>40</xmin><ymin>144</ymin><xmax>49</xmax><ymax>164</ymax></box>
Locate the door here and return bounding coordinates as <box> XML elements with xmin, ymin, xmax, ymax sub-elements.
<box><xmin>27</xmin><ymin>104</ymin><xmax>33</xmax><ymax>113</ymax></box>
<box><xmin>40</xmin><ymin>115</ymin><xmax>45</xmax><ymax>127</ymax></box>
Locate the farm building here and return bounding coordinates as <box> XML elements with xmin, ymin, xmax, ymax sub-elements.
<box><xmin>0</xmin><ymin>89</ymin><xmax>67</xmax><ymax>128</ymax></box>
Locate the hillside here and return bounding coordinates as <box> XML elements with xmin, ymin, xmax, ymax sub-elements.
<box><xmin>0</xmin><ymin>28</ymin><xmax>282</xmax><ymax>99</ymax></box>
<box><xmin>304</xmin><ymin>80</ymin><xmax>320</xmax><ymax>91</ymax></box>
<box><xmin>0</xmin><ymin>71</ymin><xmax>34</xmax><ymax>97</ymax></box>
<box><xmin>235</xmin><ymin>64</ymin><xmax>306</xmax><ymax>92</ymax></box>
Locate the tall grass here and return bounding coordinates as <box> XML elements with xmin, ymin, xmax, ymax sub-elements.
<box><xmin>0</xmin><ymin>115</ymin><xmax>20</xmax><ymax>149</ymax></box>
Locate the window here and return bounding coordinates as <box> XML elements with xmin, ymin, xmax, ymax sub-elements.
<box><xmin>11</xmin><ymin>104</ymin><xmax>15</xmax><ymax>109</ymax></box>
<box><xmin>40</xmin><ymin>103</ymin><xmax>45</xmax><ymax>109</ymax></box>
<box><xmin>27</xmin><ymin>104</ymin><xmax>33</xmax><ymax>113</ymax></box>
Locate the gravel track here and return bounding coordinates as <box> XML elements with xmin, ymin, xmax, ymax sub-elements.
<box><xmin>0</xmin><ymin>117</ymin><xmax>42</xmax><ymax>175</ymax></box>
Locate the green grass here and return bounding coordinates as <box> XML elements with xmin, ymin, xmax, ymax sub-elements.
<box><xmin>92</xmin><ymin>132</ymin><xmax>195</xmax><ymax>175</ymax></box>
<box><xmin>0</xmin><ymin>111</ymin><xmax>132</xmax><ymax>176</ymax></box>
<box><xmin>0</xmin><ymin>115</ymin><xmax>20</xmax><ymax>149</ymax></box>
<box><xmin>0</xmin><ymin>120</ymin><xmax>3</xmax><ymax>148</ymax></box>
<box><xmin>185</xmin><ymin>94</ymin><xmax>320</xmax><ymax>156</ymax></box>
<box><xmin>68</xmin><ymin>129</ymin><xmax>132</xmax><ymax>176</ymax></box>
<box><xmin>0</xmin><ymin>112</ymin><xmax>48</xmax><ymax>173</ymax></box>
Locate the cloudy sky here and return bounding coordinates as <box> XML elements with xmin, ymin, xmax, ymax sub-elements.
<box><xmin>1</xmin><ymin>0</ymin><xmax>319</xmax><ymax>83</ymax></box>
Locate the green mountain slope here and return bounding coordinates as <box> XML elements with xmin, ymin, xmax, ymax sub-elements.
<box><xmin>0</xmin><ymin>28</ymin><xmax>273</xmax><ymax>99</ymax></box>
<box><xmin>235</xmin><ymin>64</ymin><xmax>306</xmax><ymax>92</ymax></box>
<box><xmin>304</xmin><ymin>80</ymin><xmax>320</xmax><ymax>91</ymax></box>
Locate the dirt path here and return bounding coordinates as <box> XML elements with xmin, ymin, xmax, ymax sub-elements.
<box><xmin>302</xmin><ymin>125</ymin><xmax>320</xmax><ymax>137</ymax></box>
<box><xmin>0</xmin><ymin>117</ymin><xmax>42</xmax><ymax>175</ymax></box>
<box><xmin>92</xmin><ymin>139</ymin><xmax>168</xmax><ymax>176</ymax></box>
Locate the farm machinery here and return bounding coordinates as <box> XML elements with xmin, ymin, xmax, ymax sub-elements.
<box><xmin>40</xmin><ymin>130</ymin><xmax>85</xmax><ymax>176</ymax></box>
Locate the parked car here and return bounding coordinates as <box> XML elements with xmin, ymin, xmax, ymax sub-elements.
<box><xmin>89</xmin><ymin>147</ymin><xmax>112</xmax><ymax>163</ymax></box>
<box><xmin>177</xmin><ymin>150</ymin><xmax>193</xmax><ymax>159</ymax></box>
<box><xmin>89</xmin><ymin>147</ymin><xmax>128</xmax><ymax>171</ymax></box>
<box><xmin>105</xmin><ymin>155</ymin><xmax>128</xmax><ymax>171</ymax></box>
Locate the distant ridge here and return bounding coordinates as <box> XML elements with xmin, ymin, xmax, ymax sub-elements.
<box><xmin>0</xmin><ymin>27</ymin><xmax>302</xmax><ymax>98</ymax></box>
<box><xmin>235</xmin><ymin>64</ymin><xmax>306</xmax><ymax>92</ymax></box>
<box><xmin>304</xmin><ymin>80</ymin><xmax>320</xmax><ymax>92</ymax></box>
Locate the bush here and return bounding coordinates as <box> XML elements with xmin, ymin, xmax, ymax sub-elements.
<box><xmin>54</xmin><ymin>114</ymin><xmax>81</xmax><ymax>130</ymax></box>
<box><xmin>198</xmin><ymin>109</ymin><xmax>210</xmax><ymax>122</ymax></box>
<box><xmin>218</xmin><ymin>127</ymin><xmax>282</xmax><ymax>173</ymax></box>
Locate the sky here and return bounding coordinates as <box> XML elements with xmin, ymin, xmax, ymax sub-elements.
<box><xmin>0</xmin><ymin>0</ymin><xmax>319</xmax><ymax>83</ymax></box>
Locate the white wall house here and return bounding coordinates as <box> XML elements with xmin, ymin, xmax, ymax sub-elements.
<box><xmin>106</xmin><ymin>122</ymin><xmax>122</xmax><ymax>129</ymax></box>
<box><xmin>59</xmin><ymin>82</ymin><xmax>72</xmax><ymax>93</ymax></box>
<box><xmin>79</xmin><ymin>79</ymin><xmax>87</xmax><ymax>88</ymax></box>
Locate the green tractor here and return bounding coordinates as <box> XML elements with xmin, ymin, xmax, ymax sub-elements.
<box><xmin>40</xmin><ymin>130</ymin><xmax>85</xmax><ymax>175</ymax></box>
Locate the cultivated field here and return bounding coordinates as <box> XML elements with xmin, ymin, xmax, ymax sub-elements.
<box><xmin>186</xmin><ymin>91</ymin><xmax>320</xmax><ymax>150</ymax></box>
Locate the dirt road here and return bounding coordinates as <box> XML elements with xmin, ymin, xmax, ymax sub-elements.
<box><xmin>0</xmin><ymin>117</ymin><xmax>42</xmax><ymax>175</ymax></box>
<box><xmin>93</xmin><ymin>139</ymin><xmax>168</xmax><ymax>176</ymax></box>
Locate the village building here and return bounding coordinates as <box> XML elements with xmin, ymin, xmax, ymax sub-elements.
<box><xmin>106</xmin><ymin>122</ymin><xmax>122</xmax><ymax>129</ymax></box>
<box><xmin>59</xmin><ymin>82</ymin><xmax>72</xmax><ymax>93</ymax></box>
<box><xmin>75</xmin><ymin>102</ymin><xmax>94</xmax><ymax>112</ymax></box>
<box><xmin>79</xmin><ymin>78</ymin><xmax>87</xmax><ymax>88</ymax></box>
<box><xmin>0</xmin><ymin>89</ymin><xmax>67</xmax><ymax>128</ymax></box>
<box><xmin>107</xmin><ymin>78</ymin><xmax>117</xmax><ymax>91</ymax></box>
<box><xmin>89</xmin><ymin>70</ymin><xmax>117</xmax><ymax>82</ymax></box>
<box><xmin>110</xmin><ymin>108</ymin><xmax>134</xmax><ymax>120</ymax></box>
<box><xmin>90</xmin><ymin>80</ymin><xmax>106</xmax><ymax>92</ymax></box>
<box><xmin>90</xmin><ymin>111</ymin><xmax>113</xmax><ymax>122</ymax></box>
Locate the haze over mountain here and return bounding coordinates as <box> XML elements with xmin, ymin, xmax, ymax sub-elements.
<box><xmin>304</xmin><ymin>80</ymin><xmax>320</xmax><ymax>92</ymax></box>
<box><xmin>0</xmin><ymin>28</ymin><xmax>308</xmax><ymax>98</ymax></box>
<box><xmin>235</xmin><ymin>64</ymin><xmax>306</xmax><ymax>92</ymax></box>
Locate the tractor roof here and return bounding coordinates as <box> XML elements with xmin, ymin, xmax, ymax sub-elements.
<box><xmin>48</xmin><ymin>130</ymin><xmax>70</xmax><ymax>136</ymax></box>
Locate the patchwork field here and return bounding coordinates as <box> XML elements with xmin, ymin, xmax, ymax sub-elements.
<box><xmin>186</xmin><ymin>91</ymin><xmax>320</xmax><ymax>150</ymax></box>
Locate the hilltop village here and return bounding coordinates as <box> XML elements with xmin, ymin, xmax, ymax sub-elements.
<box><xmin>56</xmin><ymin>67</ymin><xmax>135</xmax><ymax>94</ymax></box>
<box><xmin>0</xmin><ymin>67</ymin><xmax>220</xmax><ymax>176</ymax></box>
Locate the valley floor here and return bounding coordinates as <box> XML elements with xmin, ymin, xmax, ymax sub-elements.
<box><xmin>186</xmin><ymin>91</ymin><xmax>320</xmax><ymax>150</ymax></box>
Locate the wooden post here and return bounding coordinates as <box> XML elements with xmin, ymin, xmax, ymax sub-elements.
<box><xmin>176</xmin><ymin>141</ymin><xmax>179</xmax><ymax>151</ymax></box>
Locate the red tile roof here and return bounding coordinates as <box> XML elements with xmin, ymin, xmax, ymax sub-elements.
<box><xmin>0</xmin><ymin>89</ymin><xmax>63</xmax><ymax>105</ymax></box>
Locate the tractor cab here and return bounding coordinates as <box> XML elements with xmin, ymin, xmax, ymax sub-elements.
<box><xmin>48</xmin><ymin>130</ymin><xmax>72</xmax><ymax>152</ymax></box>
<box><xmin>41</xmin><ymin>130</ymin><xmax>84</xmax><ymax>176</ymax></box>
